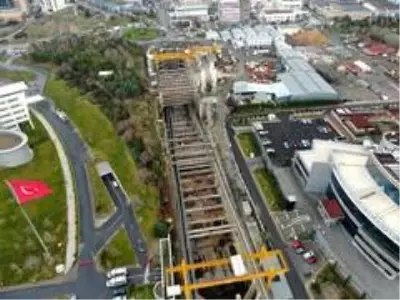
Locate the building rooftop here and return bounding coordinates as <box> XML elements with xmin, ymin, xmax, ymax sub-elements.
<box><xmin>0</xmin><ymin>81</ymin><xmax>28</xmax><ymax>97</ymax></box>
<box><xmin>349</xmin><ymin>114</ymin><xmax>373</xmax><ymax>129</ymax></box>
<box><xmin>332</xmin><ymin>150</ymin><xmax>399</xmax><ymax>245</ymax></box>
<box><xmin>298</xmin><ymin>139</ymin><xmax>400</xmax><ymax>245</ymax></box>
<box><xmin>298</xmin><ymin>139</ymin><xmax>366</xmax><ymax>172</ymax></box>
<box><xmin>383</xmin><ymin>132</ymin><xmax>400</xmax><ymax>146</ymax></box>
<box><xmin>322</xmin><ymin>199</ymin><xmax>344</xmax><ymax>219</ymax></box>
<box><xmin>0</xmin><ymin>131</ymin><xmax>22</xmax><ymax>150</ymax></box>
<box><xmin>311</xmin><ymin>0</ymin><xmax>371</xmax><ymax>12</ymax></box>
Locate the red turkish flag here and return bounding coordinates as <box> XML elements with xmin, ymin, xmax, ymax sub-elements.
<box><xmin>7</xmin><ymin>180</ymin><xmax>53</xmax><ymax>205</ymax></box>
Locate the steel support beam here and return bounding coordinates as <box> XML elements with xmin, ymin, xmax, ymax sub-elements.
<box><xmin>189</xmin><ymin>229</ymin><xmax>234</xmax><ymax>239</ymax></box>
<box><xmin>178</xmin><ymin>163</ymin><xmax>212</xmax><ymax>172</ymax></box>
<box><xmin>171</xmin><ymin>142</ymin><xmax>211</xmax><ymax>151</ymax></box>
<box><xmin>183</xmin><ymin>194</ymin><xmax>220</xmax><ymax>203</ymax></box>
<box><xmin>179</xmin><ymin>168</ymin><xmax>214</xmax><ymax>178</ymax></box>
<box><xmin>168</xmin><ymin>136</ymin><xmax>203</xmax><ymax>144</ymax></box>
<box><xmin>175</xmin><ymin>157</ymin><xmax>213</xmax><ymax>167</ymax></box>
<box><xmin>182</xmin><ymin>184</ymin><xmax>218</xmax><ymax>194</ymax></box>
<box><xmin>188</xmin><ymin>216</ymin><xmax>227</xmax><ymax>225</ymax></box>
<box><xmin>185</xmin><ymin>204</ymin><xmax>224</xmax><ymax>213</ymax></box>
<box><xmin>172</xmin><ymin>150</ymin><xmax>212</xmax><ymax>160</ymax></box>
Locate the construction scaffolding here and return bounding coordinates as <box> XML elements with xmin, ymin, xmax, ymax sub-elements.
<box><xmin>149</xmin><ymin>44</ymin><xmax>222</xmax><ymax>68</ymax></box>
<box><xmin>155</xmin><ymin>44</ymin><xmax>284</xmax><ymax>299</ymax></box>
<box><xmin>166</xmin><ymin>247</ymin><xmax>289</xmax><ymax>299</ymax></box>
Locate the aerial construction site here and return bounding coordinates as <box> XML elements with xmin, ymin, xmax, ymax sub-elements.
<box><xmin>148</xmin><ymin>45</ymin><xmax>289</xmax><ymax>299</ymax></box>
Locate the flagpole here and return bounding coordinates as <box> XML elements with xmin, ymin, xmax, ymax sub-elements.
<box><xmin>18</xmin><ymin>203</ymin><xmax>52</xmax><ymax>259</ymax></box>
<box><xmin>6</xmin><ymin>181</ymin><xmax>52</xmax><ymax>260</ymax></box>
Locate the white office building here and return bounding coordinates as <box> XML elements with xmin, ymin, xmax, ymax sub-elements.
<box><xmin>219</xmin><ymin>0</ymin><xmax>241</xmax><ymax>22</ymax></box>
<box><xmin>262</xmin><ymin>0</ymin><xmax>303</xmax><ymax>10</ymax></box>
<box><xmin>292</xmin><ymin>140</ymin><xmax>399</xmax><ymax>279</ymax></box>
<box><xmin>169</xmin><ymin>4</ymin><xmax>210</xmax><ymax>20</ymax></box>
<box><xmin>40</xmin><ymin>0</ymin><xmax>66</xmax><ymax>13</ymax></box>
<box><xmin>0</xmin><ymin>82</ymin><xmax>38</xmax><ymax>130</ymax></box>
<box><xmin>260</xmin><ymin>9</ymin><xmax>299</xmax><ymax>23</ymax></box>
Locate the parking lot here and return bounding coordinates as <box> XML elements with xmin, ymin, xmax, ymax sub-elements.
<box><xmin>254</xmin><ymin>114</ymin><xmax>337</xmax><ymax>166</ymax></box>
<box><xmin>274</xmin><ymin>209</ymin><xmax>314</xmax><ymax>242</ymax></box>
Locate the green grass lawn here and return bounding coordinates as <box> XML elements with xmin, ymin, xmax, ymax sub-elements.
<box><xmin>237</xmin><ymin>132</ymin><xmax>260</xmax><ymax>157</ymax></box>
<box><xmin>87</xmin><ymin>163</ymin><xmax>114</xmax><ymax>216</ymax></box>
<box><xmin>0</xmin><ymin>69</ymin><xmax>35</xmax><ymax>82</ymax></box>
<box><xmin>123</xmin><ymin>28</ymin><xmax>159</xmax><ymax>41</ymax></box>
<box><xmin>128</xmin><ymin>284</ymin><xmax>154</xmax><ymax>299</ymax></box>
<box><xmin>0</xmin><ymin>117</ymin><xmax>66</xmax><ymax>286</ymax></box>
<box><xmin>99</xmin><ymin>227</ymin><xmax>137</xmax><ymax>270</ymax></box>
<box><xmin>253</xmin><ymin>168</ymin><xmax>286</xmax><ymax>211</ymax></box>
<box><xmin>45</xmin><ymin>79</ymin><xmax>159</xmax><ymax>244</ymax></box>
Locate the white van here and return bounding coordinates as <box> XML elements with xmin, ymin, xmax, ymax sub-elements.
<box><xmin>107</xmin><ymin>267</ymin><xmax>127</xmax><ymax>279</ymax></box>
<box><xmin>106</xmin><ymin>275</ymin><xmax>127</xmax><ymax>288</ymax></box>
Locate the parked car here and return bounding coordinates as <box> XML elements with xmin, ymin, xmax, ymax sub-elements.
<box><xmin>112</xmin><ymin>295</ymin><xmax>127</xmax><ymax>300</ymax></box>
<box><xmin>106</xmin><ymin>275</ymin><xmax>127</xmax><ymax>288</ymax></box>
<box><xmin>290</xmin><ymin>240</ymin><xmax>305</xmax><ymax>254</ymax></box>
<box><xmin>112</xmin><ymin>287</ymin><xmax>127</xmax><ymax>297</ymax></box>
<box><xmin>303</xmin><ymin>250</ymin><xmax>318</xmax><ymax>264</ymax></box>
<box><xmin>107</xmin><ymin>267</ymin><xmax>128</xmax><ymax>279</ymax></box>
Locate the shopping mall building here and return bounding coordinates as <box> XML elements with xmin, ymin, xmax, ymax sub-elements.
<box><xmin>292</xmin><ymin>139</ymin><xmax>399</xmax><ymax>280</ymax></box>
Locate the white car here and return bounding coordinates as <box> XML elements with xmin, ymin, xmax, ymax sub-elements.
<box><xmin>107</xmin><ymin>267</ymin><xmax>128</xmax><ymax>279</ymax></box>
<box><xmin>56</xmin><ymin>109</ymin><xmax>68</xmax><ymax>121</ymax></box>
<box><xmin>106</xmin><ymin>275</ymin><xmax>127</xmax><ymax>288</ymax></box>
<box><xmin>112</xmin><ymin>181</ymin><xmax>119</xmax><ymax>188</ymax></box>
<box><xmin>112</xmin><ymin>296</ymin><xmax>127</xmax><ymax>300</ymax></box>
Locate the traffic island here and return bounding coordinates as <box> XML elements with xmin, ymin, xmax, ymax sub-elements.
<box><xmin>252</xmin><ymin>168</ymin><xmax>286</xmax><ymax>211</ymax></box>
<box><xmin>98</xmin><ymin>227</ymin><xmax>138</xmax><ymax>270</ymax></box>
<box><xmin>128</xmin><ymin>284</ymin><xmax>155</xmax><ymax>299</ymax></box>
<box><xmin>236</xmin><ymin>132</ymin><xmax>261</xmax><ymax>158</ymax></box>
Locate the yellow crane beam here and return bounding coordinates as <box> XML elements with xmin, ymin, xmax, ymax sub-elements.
<box><xmin>167</xmin><ymin>248</ymin><xmax>284</xmax><ymax>272</ymax></box>
<box><xmin>165</xmin><ymin>246</ymin><xmax>289</xmax><ymax>299</ymax></box>
<box><xmin>150</xmin><ymin>44</ymin><xmax>222</xmax><ymax>67</ymax></box>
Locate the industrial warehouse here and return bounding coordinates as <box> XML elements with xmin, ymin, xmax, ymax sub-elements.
<box><xmin>225</xmin><ymin>26</ymin><xmax>341</xmax><ymax>103</ymax></box>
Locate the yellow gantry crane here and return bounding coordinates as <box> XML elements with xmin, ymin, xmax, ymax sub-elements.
<box><xmin>165</xmin><ymin>246</ymin><xmax>289</xmax><ymax>299</ymax></box>
<box><xmin>150</xmin><ymin>44</ymin><xmax>222</xmax><ymax>68</ymax></box>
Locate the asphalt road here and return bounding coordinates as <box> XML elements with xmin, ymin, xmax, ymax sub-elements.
<box><xmin>99</xmin><ymin>174</ymin><xmax>149</xmax><ymax>268</ymax></box>
<box><xmin>225</xmin><ymin>122</ymin><xmax>309</xmax><ymax>299</ymax></box>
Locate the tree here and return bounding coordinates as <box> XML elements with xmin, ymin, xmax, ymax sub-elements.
<box><xmin>153</xmin><ymin>221</ymin><xmax>169</xmax><ymax>238</ymax></box>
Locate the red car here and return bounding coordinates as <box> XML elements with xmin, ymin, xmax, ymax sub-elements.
<box><xmin>303</xmin><ymin>251</ymin><xmax>318</xmax><ymax>264</ymax></box>
<box><xmin>290</xmin><ymin>240</ymin><xmax>305</xmax><ymax>254</ymax></box>
<box><xmin>79</xmin><ymin>259</ymin><xmax>93</xmax><ymax>267</ymax></box>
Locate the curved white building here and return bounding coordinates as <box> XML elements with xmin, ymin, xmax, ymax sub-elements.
<box><xmin>293</xmin><ymin>140</ymin><xmax>399</xmax><ymax>279</ymax></box>
<box><xmin>0</xmin><ymin>130</ymin><xmax>33</xmax><ymax>168</ymax></box>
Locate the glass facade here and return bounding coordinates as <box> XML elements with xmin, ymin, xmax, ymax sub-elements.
<box><xmin>330</xmin><ymin>173</ymin><xmax>399</xmax><ymax>261</ymax></box>
<box><xmin>367</xmin><ymin>163</ymin><xmax>399</xmax><ymax>205</ymax></box>
<box><xmin>296</xmin><ymin>157</ymin><xmax>309</xmax><ymax>177</ymax></box>
<box><xmin>0</xmin><ymin>0</ymin><xmax>13</xmax><ymax>9</ymax></box>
